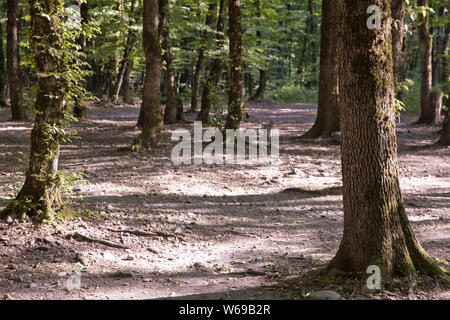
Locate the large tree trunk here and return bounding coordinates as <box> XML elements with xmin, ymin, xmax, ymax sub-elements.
<box><xmin>160</xmin><ymin>0</ymin><xmax>184</xmax><ymax>124</ymax></box>
<box><xmin>301</xmin><ymin>0</ymin><xmax>339</xmax><ymax>139</ymax></box>
<box><xmin>328</xmin><ymin>0</ymin><xmax>445</xmax><ymax>279</ymax></box>
<box><xmin>73</xmin><ymin>1</ymin><xmax>89</xmax><ymax>119</ymax></box>
<box><xmin>416</xmin><ymin>0</ymin><xmax>436</xmax><ymax>125</ymax></box>
<box><xmin>0</xmin><ymin>19</ymin><xmax>7</xmax><ymax>108</ymax></box>
<box><xmin>1</xmin><ymin>0</ymin><xmax>70</xmax><ymax>222</ymax></box>
<box><xmin>135</xmin><ymin>0</ymin><xmax>163</xmax><ymax>150</ymax></box>
<box><xmin>225</xmin><ymin>0</ymin><xmax>244</xmax><ymax>130</ymax></box>
<box><xmin>190</xmin><ymin>2</ymin><xmax>218</xmax><ymax>112</ymax></box>
<box><xmin>249</xmin><ymin>0</ymin><xmax>266</xmax><ymax>102</ymax></box>
<box><xmin>197</xmin><ymin>0</ymin><xmax>227</xmax><ymax>123</ymax></box>
<box><xmin>7</xmin><ymin>0</ymin><xmax>27</xmax><ymax>120</ymax></box>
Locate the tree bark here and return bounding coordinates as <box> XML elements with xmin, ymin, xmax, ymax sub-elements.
<box><xmin>1</xmin><ymin>0</ymin><xmax>70</xmax><ymax>222</ymax></box>
<box><xmin>437</xmin><ymin>100</ymin><xmax>450</xmax><ymax>146</ymax></box>
<box><xmin>0</xmin><ymin>19</ymin><xmax>7</xmax><ymax>108</ymax></box>
<box><xmin>190</xmin><ymin>2</ymin><xmax>218</xmax><ymax>112</ymax></box>
<box><xmin>225</xmin><ymin>0</ymin><xmax>244</xmax><ymax>130</ymax></box>
<box><xmin>249</xmin><ymin>0</ymin><xmax>266</xmax><ymax>102</ymax></box>
<box><xmin>197</xmin><ymin>0</ymin><xmax>227</xmax><ymax>123</ymax></box>
<box><xmin>121</xmin><ymin>60</ymin><xmax>134</xmax><ymax>104</ymax></box>
<box><xmin>160</xmin><ymin>0</ymin><xmax>184</xmax><ymax>124</ymax></box>
<box><xmin>7</xmin><ymin>0</ymin><xmax>27</xmax><ymax>120</ymax></box>
<box><xmin>391</xmin><ymin>0</ymin><xmax>406</xmax><ymax>85</ymax></box>
<box><xmin>301</xmin><ymin>0</ymin><xmax>339</xmax><ymax>139</ymax></box>
<box><xmin>135</xmin><ymin>0</ymin><xmax>163</xmax><ymax>150</ymax></box>
<box><xmin>73</xmin><ymin>1</ymin><xmax>89</xmax><ymax>119</ymax></box>
<box><xmin>416</xmin><ymin>0</ymin><xmax>435</xmax><ymax>125</ymax></box>
<box><xmin>328</xmin><ymin>0</ymin><xmax>445</xmax><ymax>279</ymax></box>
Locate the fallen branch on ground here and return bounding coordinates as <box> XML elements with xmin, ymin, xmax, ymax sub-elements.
<box><xmin>66</xmin><ymin>232</ymin><xmax>129</xmax><ymax>249</ymax></box>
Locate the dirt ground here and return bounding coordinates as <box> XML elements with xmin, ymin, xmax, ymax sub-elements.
<box><xmin>0</xmin><ymin>100</ymin><xmax>448</xmax><ymax>300</ymax></box>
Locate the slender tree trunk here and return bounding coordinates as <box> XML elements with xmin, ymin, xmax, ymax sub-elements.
<box><xmin>7</xmin><ymin>0</ymin><xmax>27</xmax><ymax>120</ymax></box>
<box><xmin>416</xmin><ymin>0</ymin><xmax>436</xmax><ymax>125</ymax></box>
<box><xmin>328</xmin><ymin>0</ymin><xmax>445</xmax><ymax>279</ymax></box>
<box><xmin>160</xmin><ymin>0</ymin><xmax>184</xmax><ymax>124</ymax></box>
<box><xmin>1</xmin><ymin>0</ymin><xmax>70</xmax><ymax>222</ymax></box>
<box><xmin>391</xmin><ymin>0</ymin><xmax>406</xmax><ymax>85</ymax></box>
<box><xmin>197</xmin><ymin>0</ymin><xmax>227</xmax><ymax>123</ymax></box>
<box><xmin>113</xmin><ymin>0</ymin><xmax>138</xmax><ymax>105</ymax></box>
<box><xmin>301</xmin><ymin>0</ymin><xmax>339</xmax><ymax>139</ymax></box>
<box><xmin>190</xmin><ymin>2</ymin><xmax>218</xmax><ymax>112</ymax></box>
<box><xmin>250</xmin><ymin>0</ymin><xmax>266</xmax><ymax>102</ymax></box>
<box><xmin>225</xmin><ymin>0</ymin><xmax>244</xmax><ymax>130</ymax></box>
<box><xmin>0</xmin><ymin>19</ymin><xmax>7</xmax><ymax>108</ymax></box>
<box><xmin>134</xmin><ymin>0</ymin><xmax>163</xmax><ymax>150</ymax></box>
<box><xmin>73</xmin><ymin>1</ymin><xmax>89</xmax><ymax>119</ymax></box>
<box><xmin>437</xmin><ymin>100</ymin><xmax>450</xmax><ymax>145</ymax></box>
<box><xmin>121</xmin><ymin>61</ymin><xmax>134</xmax><ymax>104</ymax></box>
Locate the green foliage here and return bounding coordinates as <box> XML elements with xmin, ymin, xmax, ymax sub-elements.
<box><xmin>267</xmin><ymin>82</ymin><xmax>317</xmax><ymax>104</ymax></box>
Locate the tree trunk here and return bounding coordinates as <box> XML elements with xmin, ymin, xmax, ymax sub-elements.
<box><xmin>1</xmin><ymin>0</ymin><xmax>70</xmax><ymax>222</ymax></box>
<box><xmin>437</xmin><ymin>100</ymin><xmax>450</xmax><ymax>146</ymax></box>
<box><xmin>416</xmin><ymin>0</ymin><xmax>435</xmax><ymax>125</ymax></box>
<box><xmin>250</xmin><ymin>0</ymin><xmax>266</xmax><ymax>102</ymax></box>
<box><xmin>190</xmin><ymin>2</ymin><xmax>218</xmax><ymax>112</ymax></box>
<box><xmin>197</xmin><ymin>0</ymin><xmax>227</xmax><ymax>123</ymax></box>
<box><xmin>73</xmin><ymin>1</ymin><xmax>89</xmax><ymax>119</ymax></box>
<box><xmin>7</xmin><ymin>0</ymin><xmax>27</xmax><ymax>120</ymax></box>
<box><xmin>301</xmin><ymin>0</ymin><xmax>339</xmax><ymax>139</ymax></box>
<box><xmin>328</xmin><ymin>0</ymin><xmax>445</xmax><ymax>279</ymax></box>
<box><xmin>113</xmin><ymin>0</ymin><xmax>138</xmax><ymax>105</ymax></box>
<box><xmin>160</xmin><ymin>0</ymin><xmax>184</xmax><ymax>124</ymax></box>
<box><xmin>121</xmin><ymin>61</ymin><xmax>134</xmax><ymax>104</ymax></box>
<box><xmin>391</xmin><ymin>0</ymin><xmax>406</xmax><ymax>85</ymax></box>
<box><xmin>225</xmin><ymin>0</ymin><xmax>244</xmax><ymax>130</ymax></box>
<box><xmin>0</xmin><ymin>19</ymin><xmax>7</xmax><ymax>108</ymax></box>
<box><xmin>135</xmin><ymin>0</ymin><xmax>163</xmax><ymax>150</ymax></box>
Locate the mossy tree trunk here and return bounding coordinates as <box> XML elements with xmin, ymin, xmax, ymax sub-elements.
<box><xmin>225</xmin><ymin>0</ymin><xmax>244</xmax><ymax>130</ymax></box>
<box><xmin>197</xmin><ymin>0</ymin><xmax>227</xmax><ymax>124</ymax></box>
<box><xmin>328</xmin><ymin>0</ymin><xmax>446</xmax><ymax>279</ymax></box>
<box><xmin>437</xmin><ymin>99</ymin><xmax>450</xmax><ymax>146</ymax></box>
<box><xmin>7</xmin><ymin>0</ymin><xmax>27</xmax><ymax>120</ymax></box>
<box><xmin>1</xmin><ymin>0</ymin><xmax>69</xmax><ymax>222</ymax></box>
<box><xmin>301</xmin><ymin>0</ymin><xmax>339</xmax><ymax>139</ymax></box>
<box><xmin>135</xmin><ymin>0</ymin><xmax>163</xmax><ymax>149</ymax></box>
<box><xmin>160</xmin><ymin>0</ymin><xmax>184</xmax><ymax>124</ymax></box>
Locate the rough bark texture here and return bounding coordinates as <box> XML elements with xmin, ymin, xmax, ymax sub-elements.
<box><xmin>73</xmin><ymin>1</ymin><xmax>89</xmax><ymax>119</ymax></box>
<box><xmin>190</xmin><ymin>2</ymin><xmax>218</xmax><ymax>112</ymax></box>
<box><xmin>135</xmin><ymin>0</ymin><xmax>163</xmax><ymax>149</ymax></box>
<box><xmin>225</xmin><ymin>0</ymin><xmax>244</xmax><ymax>130</ymax></box>
<box><xmin>7</xmin><ymin>0</ymin><xmax>27</xmax><ymax>120</ymax></box>
<box><xmin>121</xmin><ymin>61</ymin><xmax>134</xmax><ymax>104</ymax></box>
<box><xmin>160</xmin><ymin>0</ymin><xmax>184</xmax><ymax>124</ymax></box>
<box><xmin>416</xmin><ymin>0</ymin><xmax>435</xmax><ymax>125</ymax></box>
<box><xmin>0</xmin><ymin>19</ymin><xmax>7</xmax><ymax>108</ymax></box>
<box><xmin>301</xmin><ymin>0</ymin><xmax>339</xmax><ymax>139</ymax></box>
<box><xmin>197</xmin><ymin>0</ymin><xmax>227</xmax><ymax>123</ymax></box>
<box><xmin>1</xmin><ymin>0</ymin><xmax>69</xmax><ymax>222</ymax></box>
<box><xmin>328</xmin><ymin>0</ymin><xmax>445</xmax><ymax>279</ymax></box>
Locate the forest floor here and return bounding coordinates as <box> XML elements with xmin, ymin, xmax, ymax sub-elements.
<box><xmin>0</xmin><ymin>100</ymin><xmax>448</xmax><ymax>300</ymax></box>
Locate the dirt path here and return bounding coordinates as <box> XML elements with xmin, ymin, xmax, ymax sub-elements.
<box><xmin>0</xmin><ymin>101</ymin><xmax>448</xmax><ymax>300</ymax></box>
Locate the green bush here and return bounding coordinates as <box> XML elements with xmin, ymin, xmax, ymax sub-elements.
<box><xmin>267</xmin><ymin>83</ymin><xmax>318</xmax><ymax>104</ymax></box>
